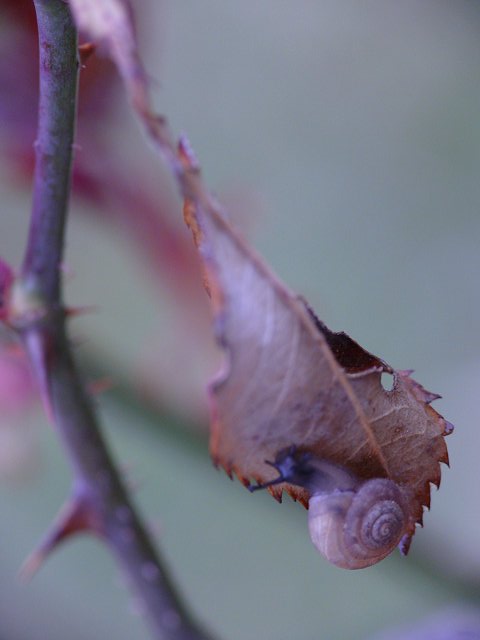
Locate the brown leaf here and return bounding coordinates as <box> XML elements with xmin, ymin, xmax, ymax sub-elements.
<box><xmin>183</xmin><ymin>197</ymin><xmax>450</xmax><ymax>541</ymax></box>
<box><xmin>70</xmin><ymin>0</ymin><xmax>450</xmax><ymax>546</ymax></box>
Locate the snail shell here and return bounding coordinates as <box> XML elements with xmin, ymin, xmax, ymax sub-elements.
<box><xmin>308</xmin><ymin>477</ymin><xmax>409</xmax><ymax>569</ymax></box>
<box><xmin>248</xmin><ymin>448</ymin><xmax>411</xmax><ymax>569</ymax></box>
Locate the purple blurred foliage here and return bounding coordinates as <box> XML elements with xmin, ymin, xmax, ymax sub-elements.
<box><xmin>0</xmin><ymin>0</ymin><xmax>217</xmax><ymax>421</ymax></box>
<box><xmin>0</xmin><ymin>0</ymin><xmax>201</xmax><ymax>302</ymax></box>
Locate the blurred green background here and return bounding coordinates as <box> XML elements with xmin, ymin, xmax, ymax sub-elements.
<box><xmin>1</xmin><ymin>1</ymin><xmax>480</xmax><ymax>638</ymax></box>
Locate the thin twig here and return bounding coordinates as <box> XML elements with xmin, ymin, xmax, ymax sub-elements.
<box><xmin>14</xmin><ymin>2</ymin><xmax>216</xmax><ymax>638</ymax></box>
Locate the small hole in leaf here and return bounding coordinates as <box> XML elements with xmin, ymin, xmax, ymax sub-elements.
<box><xmin>381</xmin><ymin>372</ymin><xmax>394</xmax><ymax>391</ymax></box>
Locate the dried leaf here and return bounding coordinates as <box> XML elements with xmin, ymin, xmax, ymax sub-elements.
<box><xmin>69</xmin><ymin>0</ymin><xmax>450</xmax><ymax>544</ymax></box>
<box><xmin>183</xmin><ymin>196</ymin><xmax>450</xmax><ymax>541</ymax></box>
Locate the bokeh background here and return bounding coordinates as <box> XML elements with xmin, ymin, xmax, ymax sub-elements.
<box><xmin>1</xmin><ymin>1</ymin><xmax>480</xmax><ymax>638</ymax></box>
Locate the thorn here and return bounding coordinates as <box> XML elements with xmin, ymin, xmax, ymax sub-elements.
<box><xmin>19</xmin><ymin>488</ymin><xmax>101</xmax><ymax>582</ymax></box>
<box><xmin>79</xmin><ymin>42</ymin><xmax>96</xmax><ymax>65</ymax></box>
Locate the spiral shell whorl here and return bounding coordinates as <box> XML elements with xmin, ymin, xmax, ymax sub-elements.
<box><xmin>308</xmin><ymin>478</ymin><xmax>409</xmax><ymax>569</ymax></box>
<box><xmin>345</xmin><ymin>479</ymin><xmax>407</xmax><ymax>559</ymax></box>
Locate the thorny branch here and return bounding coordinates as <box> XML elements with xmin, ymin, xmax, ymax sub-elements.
<box><xmin>12</xmin><ymin>2</ymin><xmax>216</xmax><ymax>638</ymax></box>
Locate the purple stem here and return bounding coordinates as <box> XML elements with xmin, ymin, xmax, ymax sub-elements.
<box><xmin>16</xmin><ymin>2</ymin><xmax>216</xmax><ymax>638</ymax></box>
<box><xmin>22</xmin><ymin>0</ymin><xmax>77</xmax><ymax>300</ymax></box>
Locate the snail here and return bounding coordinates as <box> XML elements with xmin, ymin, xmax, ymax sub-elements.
<box><xmin>249</xmin><ymin>447</ymin><xmax>411</xmax><ymax>569</ymax></box>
